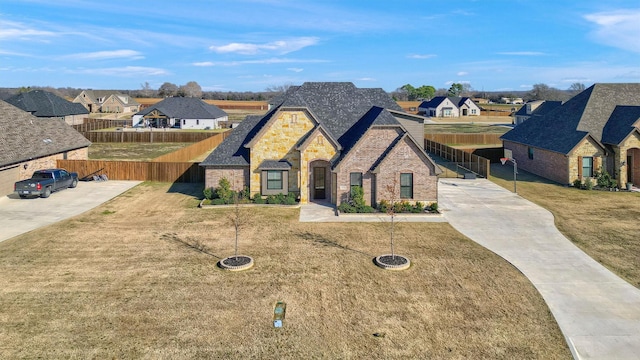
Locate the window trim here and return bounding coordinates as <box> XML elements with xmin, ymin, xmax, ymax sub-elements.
<box><xmin>261</xmin><ymin>170</ymin><xmax>288</xmax><ymax>195</ymax></box>
<box><xmin>350</xmin><ymin>172</ymin><xmax>363</xmax><ymax>193</ymax></box>
<box><xmin>400</xmin><ymin>173</ymin><xmax>413</xmax><ymax>199</ymax></box>
<box><xmin>582</xmin><ymin>157</ymin><xmax>594</xmax><ymax>178</ymax></box>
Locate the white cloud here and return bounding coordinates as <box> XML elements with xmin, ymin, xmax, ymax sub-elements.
<box><xmin>287</xmin><ymin>68</ymin><xmax>304</xmax><ymax>72</ymax></box>
<box><xmin>69</xmin><ymin>66</ymin><xmax>168</xmax><ymax>77</ymax></box>
<box><xmin>408</xmin><ymin>54</ymin><xmax>437</xmax><ymax>59</ymax></box>
<box><xmin>497</xmin><ymin>51</ymin><xmax>546</xmax><ymax>56</ymax></box>
<box><xmin>584</xmin><ymin>9</ymin><xmax>640</xmax><ymax>53</ymax></box>
<box><xmin>209</xmin><ymin>37</ymin><xmax>319</xmax><ymax>55</ymax></box>
<box><xmin>192</xmin><ymin>58</ymin><xmax>328</xmax><ymax>67</ymax></box>
<box><xmin>60</xmin><ymin>49</ymin><xmax>144</xmax><ymax>60</ymax></box>
<box><xmin>357</xmin><ymin>77</ymin><xmax>376</xmax><ymax>81</ymax></box>
<box><xmin>0</xmin><ymin>20</ymin><xmax>57</xmax><ymax>40</ymax></box>
<box><xmin>457</xmin><ymin>71</ymin><xmax>468</xmax><ymax>76</ymax></box>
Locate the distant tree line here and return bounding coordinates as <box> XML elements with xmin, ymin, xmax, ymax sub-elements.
<box><xmin>0</xmin><ymin>81</ymin><xmax>586</xmax><ymax>103</ymax></box>
<box><xmin>392</xmin><ymin>82</ymin><xmax>586</xmax><ymax>103</ymax></box>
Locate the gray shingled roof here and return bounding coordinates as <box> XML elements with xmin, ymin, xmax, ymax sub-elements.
<box><xmin>502</xmin><ymin>83</ymin><xmax>640</xmax><ymax>154</ymax></box>
<box><xmin>418</xmin><ymin>96</ymin><xmax>471</xmax><ymax>109</ymax></box>
<box><xmin>0</xmin><ymin>100</ymin><xmax>91</xmax><ymax>167</ymax></box>
<box><xmin>601</xmin><ymin>106</ymin><xmax>640</xmax><ymax>145</ymax></box>
<box><xmin>257</xmin><ymin>160</ymin><xmax>292</xmax><ymax>170</ymax></box>
<box><xmin>5</xmin><ymin>90</ymin><xmax>89</xmax><ymax>117</ymax></box>
<box><xmin>201</xmin><ymin>82</ymin><xmax>409</xmax><ymax>168</ymax></box>
<box><xmin>135</xmin><ymin>97</ymin><xmax>227</xmax><ymax>119</ymax></box>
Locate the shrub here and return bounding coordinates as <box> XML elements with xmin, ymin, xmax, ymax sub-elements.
<box><xmin>215</xmin><ymin>178</ymin><xmax>233</xmax><ymax>203</ymax></box>
<box><xmin>284</xmin><ymin>192</ymin><xmax>297</xmax><ymax>205</ymax></box>
<box><xmin>572</xmin><ymin>179</ymin><xmax>583</xmax><ymax>189</ymax></box>
<box><xmin>377</xmin><ymin>199</ymin><xmax>390</xmax><ymax>213</ymax></box>
<box><xmin>350</xmin><ymin>186</ymin><xmax>366</xmax><ymax>208</ymax></box>
<box><xmin>595</xmin><ymin>168</ymin><xmax>617</xmax><ymax>189</ymax></box>
<box><xmin>412</xmin><ymin>201</ymin><xmax>425</xmax><ymax>213</ymax></box>
<box><xmin>252</xmin><ymin>193</ymin><xmax>265</xmax><ymax>204</ymax></box>
<box><xmin>429</xmin><ymin>202</ymin><xmax>438</xmax><ymax>212</ymax></box>
<box><xmin>211</xmin><ymin>198</ymin><xmax>226</xmax><ymax>205</ymax></box>
<box><xmin>584</xmin><ymin>177</ymin><xmax>594</xmax><ymax>190</ymax></box>
<box><xmin>357</xmin><ymin>205</ymin><xmax>375</xmax><ymax>213</ymax></box>
<box><xmin>203</xmin><ymin>187</ymin><xmax>215</xmax><ymax>200</ymax></box>
<box><xmin>338</xmin><ymin>202</ymin><xmax>356</xmax><ymax>213</ymax></box>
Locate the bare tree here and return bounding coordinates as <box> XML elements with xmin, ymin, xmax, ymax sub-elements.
<box><xmin>140</xmin><ymin>81</ymin><xmax>153</xmax><ymax>97</ymax></box>
<box><xmin>179</xmin><ymin>81</ymin><xmax>202</xmax><ymax>98</ymax></box>
<box><xmin>158</xmin><ymin>82</ymin><xmax>178</xmax><ymax>97</ymax></box>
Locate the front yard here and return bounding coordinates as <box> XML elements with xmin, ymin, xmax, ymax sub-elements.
<box><xmin>0</xmin><ymin>182</ymin><xmax>570</xmax><ymax>359</ymax></box>
<box><xmin>490</xmin><ymin>164</ymin><xmax>640</xmax><ymax>288</ymax></box>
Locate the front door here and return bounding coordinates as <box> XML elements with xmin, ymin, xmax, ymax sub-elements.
<box><xmin>313</xmin><ymin>167</ymin><xmax>326</xmax><ymax>199</ymax></box>
<box><xmin>628</xmin><ymin>155</ymin><xmax>633</xmax><ymax>183</ymax></box>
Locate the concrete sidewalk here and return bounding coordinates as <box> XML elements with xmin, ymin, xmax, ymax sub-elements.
<box><xmin>299</xmin><ymin>201</ymin><xmax>447</xmax><ymax>223</ymax></box>
<box><xmin>438</xmin><ymin>178</ymin><xmax>640</xmax><ymax>359</ymax></box>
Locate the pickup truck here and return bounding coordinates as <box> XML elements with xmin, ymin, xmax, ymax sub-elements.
<box><xmin>14</xmin><ymin>168</ymin><xmax>78</xmax><ymax>198</ymax></box>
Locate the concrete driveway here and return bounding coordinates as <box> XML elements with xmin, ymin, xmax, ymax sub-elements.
<box><xmin>0</xmin><ymin>180</ymin><xmax>141</xmax><ymax>243</ymax></box>
<box><xmin>438</xmin><ymin>178</ymin><xmax>640</xmax><ymax>360</ymax></box>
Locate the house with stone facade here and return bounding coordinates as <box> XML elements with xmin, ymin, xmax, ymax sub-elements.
<box><xmin>0</xmin><ymin>100</ymin><xmax>91</xmax><ymax>196</ymax></box>
<box><xmin>73</xmin><ymin>90</ymin><xmax>140</xmax><ymax>113</ymax></box>
<box><xmin>501</xmin><ymin>83</ymin><xmax>640</xmax><ymax>187</ymax></box>
<box><xmin>200</xmin><ymin>82</ymin><xmax>441</xmax><ymax>205</ymax></box>
<box><xmin>5</xmin><ymin>90</ymin><xmax>89</xmax><ymax>125</ymax></box>
<box><xmin>418</xmin><ymin>96</ymin><xmax>481</xmax><ymax>117</ymax></box>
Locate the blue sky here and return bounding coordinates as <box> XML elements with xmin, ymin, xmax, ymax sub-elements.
<box><xmin>1</xmin><ymin>0</ymin><xmax>639</xmax><ymax>93</ymax></box>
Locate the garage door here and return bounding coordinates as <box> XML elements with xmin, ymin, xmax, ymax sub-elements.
<box><xmin>0</xmin><ymin>166</ymin><xmax>20</xmax><ymax>196</ymax></box>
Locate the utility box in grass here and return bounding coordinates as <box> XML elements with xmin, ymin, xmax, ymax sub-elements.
<box><xmin>273</xmin><ymin>301</ymin><xmax>286</xmax><ymax>328</ymax></box>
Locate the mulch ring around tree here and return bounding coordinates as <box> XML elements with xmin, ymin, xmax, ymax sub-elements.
<box><xmin>374</xmin><ymin>254</ymin><xmax>411</xmax><ymax>271</ymax></box>
<box><xmin>218</xmin><ymin>255</ymin><xmax>254</xmax><ymax>271</ymax></box>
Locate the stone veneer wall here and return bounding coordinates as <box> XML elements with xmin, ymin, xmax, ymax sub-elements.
<box><xmin>204</xmin><ymin>167</ymin><xmax>249</xmax><ymax>191</ymax></box>
<box><xmin>614</xmin><ymin>132</ymin><xmax>640</xmax><ymax>186</ymax></box>
<box><xmin>18</xmin><ymin>147</ymin><xmax>89</xmax><ymax>180</ymax></box>
<box><xmin>299</xmin><ymin>130</ymin><xmax>337</xmax><ymax>203</ymax></box>
<box><xmin>374</xmin><ymin>137</ymin><xmax>438</xmax><ymax>204</ymax></box>
<box><xmin>249</xmin><ymin>111</ymin><xmax>313</xmax><ymax>197</ymax></box>
<box><xmin>567</xmin><ymin>138</ymin><xmax>606</xmax><ymax>183</ymax></box>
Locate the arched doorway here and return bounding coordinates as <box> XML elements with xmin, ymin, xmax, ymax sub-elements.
<box><xmin>309</xmin><ymin>159</ymin><xmax>331</xmax><ymax>203</ymax></box>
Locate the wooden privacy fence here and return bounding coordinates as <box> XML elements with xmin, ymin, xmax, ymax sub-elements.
<box><xmin>425</xmin><ymin>139</ymin><xmax>491</xmax><ymax>178</ymax></box>
<box><xmin>72</xmin><ymin>119</ymin><xmax>130</xmax><ymax>132</ymax></box>
<box><xmin>79</xmin><ymin>131</ymin><xmax>223</xmax><ymax>143</ymax></box>
<box><xmin>57</xmin><ymin>160</ymin><xmax>204</xmax><ymax>183</ymax></box>
<box><xmin>153</xmin><ymin>131</ymin><xmax>229</xmax><ymax>162</ymax></box>
<box><xmin>424</xmin><ymin>133</ymin><xmax>503</xmax><ymax>145</ymax></box>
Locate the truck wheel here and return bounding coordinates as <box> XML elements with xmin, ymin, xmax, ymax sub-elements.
<box><xmin>41</xmin><ymin>187</ymin><xmax>51</xmax><ymax>198</ymax></box>
<box><xmin>69</xmin><ymin>179</ymin><xmax>78</xmax><ymax>188</ymax></box>
<box><xmin>19</xmin><ymin>195</ymin><xmax>27</xmax><ymax>199</ymax></box>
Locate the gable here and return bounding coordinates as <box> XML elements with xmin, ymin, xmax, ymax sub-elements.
<box><xmin>248</xmin><ymin>110</ymin><xmax>314</xmax><ymax>161</ymax></box>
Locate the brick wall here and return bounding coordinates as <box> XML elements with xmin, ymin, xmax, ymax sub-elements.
<box><xmin>205</xmin><ymin>167</ymin><xmax>249</xmax><ymax>191</ymax></box>
<box><xmin>18</xmin><ymin>147</ymin><xmax>89</xmax><ymax>180</ymax></box>
<box><xmin>374</xmin><ymin>137</ymin><xmax>438</xmax><ymax>204</ymax></box>
<box><xmin>504</xmin><ymin>141</ymin><xmax>569</xmax><ymax>184</ymax></box>
<box><xmin>334</xmin><ymin>128</ymin><xmax>403</xmax><ymax>205</ymax></box>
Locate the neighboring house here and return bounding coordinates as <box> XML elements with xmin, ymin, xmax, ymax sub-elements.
<box><xmin>5</xmin><ymin>90</ymin><xmax>89</xmax><ymax>125</ymax></box>
<box><xmin>500</xmin><ymin>97</ymin><xmax>524</xmax><ymax>104</ymax></box>
<box><xmin>418</xmin><ymin>96</ymin><xmax>481</xmax><ymax>117</ymax></box>
<box><xmin>501</xmin><ymin>83</ymin><xmax>640</xmax><ymax>187</ymax></box>
<box><xmin>73</xmin><ymin>90</ymin><xmax>140</xmax><ymax>113</ymax></box>
<box><xmin>200</xmin><ymin>82</ymin><xmax>441</xmax><ymax>205</ymax></box>
<box><xmin>0</xmin><ymin>101</ymin><xmax>91</xmax><ymax>196</ymax></box>
<box><xmin>513</xmin><ymin>100</ymin><xmax>563</xmax><ymax>126</ymax></box>
<box><xmin>132</xmin><ymin>97</ymin><xmax>228</xmax><ymax>129</ymax></box>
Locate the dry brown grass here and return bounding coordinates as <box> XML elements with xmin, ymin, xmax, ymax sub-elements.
<box><xmin>490</xmin><ymin>164</ymin><xmax>640</xmax><ymax>288</ymax></box>
<box><xmin>0</xmin><ymin>183</ymin><xmax>570</xmax><ymax>359</ymax></box>
<box><xmin>89</xmin><ymin>143</ymin><xmax>192</xmax><ymax>161</ymax></box>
